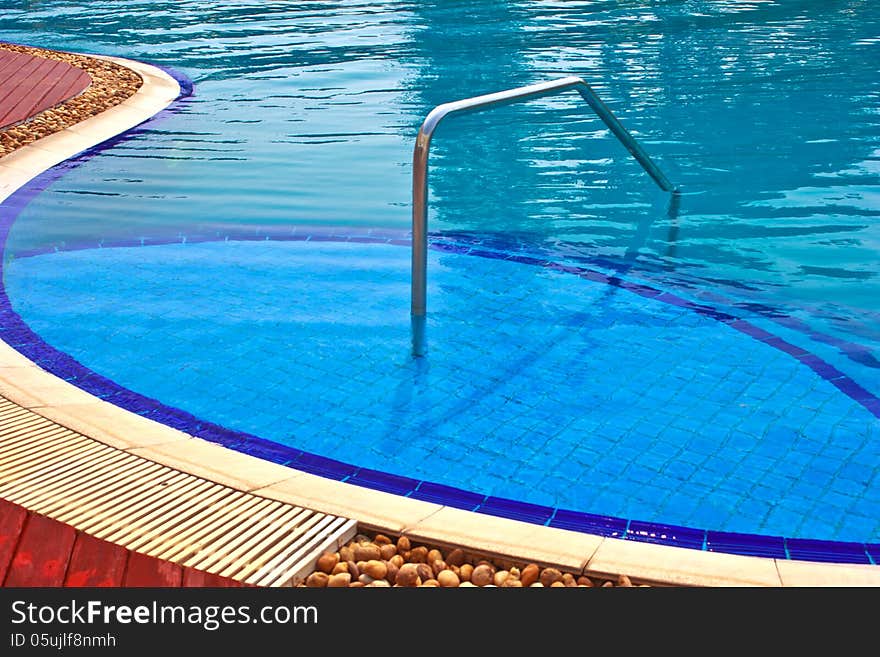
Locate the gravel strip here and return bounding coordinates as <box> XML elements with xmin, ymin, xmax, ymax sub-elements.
<box><xmin>0</xmin><ymin>42</ymin><xmax>142</xmax><ymax>156</ymax></box>
<box><xmin>300</xmin><ymin>531</ymin><xmax>647</xmax><ymax>588</ymax></box>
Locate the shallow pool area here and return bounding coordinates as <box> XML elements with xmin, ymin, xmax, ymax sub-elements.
<box><xmin>1</xmin><ymin>1</ymin><xmax>879</xmax><ymax>554</ymax></box>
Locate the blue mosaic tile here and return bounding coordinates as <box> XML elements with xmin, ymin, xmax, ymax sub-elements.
<box><xmin>409</xmin><ymin>482</ymin><xmax>486</xmax><ymax>510</ymax></box>
<box><xmin>549</xmin><ymin>509</ymin><xmax>627</xmax><ymax>538</ymax></box>
<box><xmin>347</xmin><ymin>468</ymin><xmax>420</xmax><ymax>496</ymax></box>
<box><xmin>706</xmin><ymin>530</ymin><xmax>787</xmax><ymax>558</ymax></box>
<box><xmin>477</xmin><ymin>497</ymin><xmax>553</xmax><ymax>525</ymax></box>
<box><xmin>785</xmin><ymin>538</ymin><xmax>871</xmax><ymax>564</ymax></box>
<box><xmin>626</xmin><ymin>521</ymin><xmax>706</xmax><ymax>550</ymax></box>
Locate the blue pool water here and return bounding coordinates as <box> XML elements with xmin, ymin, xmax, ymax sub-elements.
<box><xmin>1</xmin><ymin>1</ymin><xmax>879</xmax><ymax>553</ymax></box>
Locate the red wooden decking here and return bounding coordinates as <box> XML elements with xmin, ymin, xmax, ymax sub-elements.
<box><xmin>0</xmin><ymin>48</ymin><xmax>91</xmax><ymax>130</ymax></box>
<box><xmin>0</xmin><ymin>498</ymin><xmax>248</xmax><ymax>587</ymax></box>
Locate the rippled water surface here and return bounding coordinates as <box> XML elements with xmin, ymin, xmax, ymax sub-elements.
<box><xmin>2</xmin><ymin>1</ymin><xmax>879</xmax><ymax>542</ymax></box>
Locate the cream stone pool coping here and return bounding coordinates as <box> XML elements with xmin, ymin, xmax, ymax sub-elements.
<box><xmin>1</xmin><ymin>54</ymin><xmax>878</xmax><ymax>588</ymax></box>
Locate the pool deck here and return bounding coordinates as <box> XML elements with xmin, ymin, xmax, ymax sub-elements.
<box><xmin>1</xmin><ymin>46</ymin><xmax>879</xmax><ymax>587</ymax></box>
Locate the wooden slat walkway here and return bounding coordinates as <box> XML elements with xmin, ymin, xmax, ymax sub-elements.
<box><xmin>0</xmin><ymin>49</ymin><xmax>91</xmax><ymax>129</ymax></box>
<box><xmin>0</xmin><ymin>396</ymin><xmax>356</xmax><ymax>586</ymax></box>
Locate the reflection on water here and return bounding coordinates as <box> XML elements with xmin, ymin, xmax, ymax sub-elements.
<box><xmin>2</xmin><ymin>0</ymin><xmax>878</xmax><ymax>373</ymax></box>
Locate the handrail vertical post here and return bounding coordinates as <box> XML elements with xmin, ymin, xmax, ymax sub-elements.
<box><xmin>411</xmin><ymin>129</ymin><xmax>430</xmax><ymax>357</ymax></box>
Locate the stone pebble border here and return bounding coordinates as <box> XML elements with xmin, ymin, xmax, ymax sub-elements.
<box><xmin>2</xmin><ymin>45</ymin><xmax>880</xmax><ymax>587</ymax></box>
<box><xmin>300</xmin><ymin>531</ymin><xmax>643</xmax><ymax>588</ymax></box>
<box><xmin>0</xmin><ymin>42</ymin><xmax>142</xmax><ymax>156</ymax></box>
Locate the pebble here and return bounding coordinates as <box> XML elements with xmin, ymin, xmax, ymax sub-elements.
<box><xmin>415</xmin><ymin>563</ymin><xmax>434</xmax><ymax>583</ymax></box>
<box><xmin>539</xmin><ymin>567</ymin><xmax>563</xmax><ymax>588</ymax></box>
<box><xmin>459</xmin><ymin>564</ymin><xmax>474</xmax><ymax>582</ymax></box>
<box><xmin>577</xmin><ymin>576</ymin><xmax>594</xmax><ymax>588</ymax></box>
<box><xmin>363</xmin><ymin>560</ymin><xmax>388</xmax><ymax>580</ymax></box>
<box><xmin>471</xmin><ymin>565</ymin><xmax>494</xmax><ymax>587</ymax></box>
<box><xmin>306</xmin><ymin>572</ymin><xmax>329</xmax><ymax>588</ymax></box>
<box><xmin>374</xmin><ymin>534</ymin><xmax>392</xmax><ymax>545</ymax></box>
<box><xmin>331</xmin><ymin>562</ymin><xmax>348</xmax><ymax>575</ymax></box>
<box><xmin>395</xmin><ymin>564</ymin><xmax>421</xmax><ymax>587</ymax></box>
<box><xmin>409</xmin><ymin>546</ymin><xmax>429</xmax><ymax>563</ymax></box>
<box><xmin>437</xmin><ymin>570</ymin><xmax>460</xmax><ymax>587</ymax></box>
<box><xmin>427</xmin><ymin>549</ymin><xmax>443</xmax><ymax>563</ymax></box>
<box><xmin>493</xmin><ymin>570</ymin><xmax>510</xmax><ymax>587</ymax></box>
<box><xmin>520</xmin><ymin>564</ymin><xmax>540</xmax><ymax>587</ymax></box>
<box><xmin>397</xmin><ymin>536</ymin><xmax>411</xmax><ymax>552</ymax></box>
<box><xmin>618</xmin><ymin>575</ymin><xmax>634</xmax><ymax>587</ymax></box>
<box><xmin>354</xmin><ymin>544</ymin><xmax>382</xmax><ymax>562</ymax></box>
<box><xmin>327</xmin><ymin>573</ymin><xmax>351</xmax><ymax>588</ymax></box>
<box><xmin>447</xmin><ymin>548</ymin><xmax>465</xmax><ymax>566</ymax></box>
<box><xmin>316</xmin><ymin>552</ymin><xmax>338</xmax><ymax>574</ymax></box>
<box><xmin>380</xmin><ymin>543</ymin><xmax>397</xmax><ymax>561</ymax></box>
<box><xmin>385</xmin><ymin>561</ymin><xmax>399</xmax><ymax>585</ymax></box>
<box><xmin>431</xmin><ymin>560</ymin><xmax>447</xmax><ymax>576</ymax></box>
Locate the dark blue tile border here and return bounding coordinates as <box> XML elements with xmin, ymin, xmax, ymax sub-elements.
<box><xmin>785</xmin><ymin>538</ymin><xmax>871</xmax><ymax>565</ymax></box>
<box><xmin>549</xmin><ymin>509</ymin><xmax>627</xmax><ymax>538</ymax></box>
<box><xmin>409</xmin><ymin>482</ymin><xmax>485</xmax><ymax>511</ymax></box>
<box><xmin>347</xmin><ymin>468</ymin><xmax>420</xmax><ymax>496</ymax></box>
<box><xmin>706</xmin><ymin>531</ymin><xmax>788</xmax><ymax>559</ymax></box>
<box><xmin>0</xmin><ymin>55</ymin><xmax>878</xmax><ymax>566</ymax></box>
<box><xmin>477</xmin><ymin>497</ymin><xmax>553</xmax><ymax>525</ymax></box>
<box><xmin>625</xmin><ymin>521</ymin><xmax>706</xmax><ymax>550</ymax></box>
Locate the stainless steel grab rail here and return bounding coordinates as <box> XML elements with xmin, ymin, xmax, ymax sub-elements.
<box><xmin>411</xmin><ymin>75</ymin><xmax>676</xmax><ymax>356</ymax></box>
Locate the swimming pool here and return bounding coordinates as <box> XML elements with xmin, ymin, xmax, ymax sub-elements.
<box><xmin>1</xmin><ymin>1</ymin><xmax>878</xmax><ymax>559</ymax></box>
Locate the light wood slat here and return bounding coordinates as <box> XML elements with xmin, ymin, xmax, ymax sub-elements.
<box><xmin>156</xmin><ymin>496</ymin><xmax>277</xmax><ymax>563</ymax></box>
<box><xmin>0</xmin><ymin>415</ymin><xmax>52</xmax><ymax>439</ymax></box>
<box><xmin>0</xmin><ymin>427</ymin><xmax>79</xmax><ymax>454</ymax></box>
<box><xmin>0</xmin><ymin>427</ymin><xmax>80</xmax><ymax>461</ymax></box>
<box><xmin>134</xmin><ymin>487</ymin><xmax>246</xmax><ymax>554</ymax></box>
<box><xmin>0</xmin><ymin>438</ymin><xmax>106</xmax><ymax>482</ymax></box>
<box><xmin>210</xmin><ymin>506</ymin><xmax>316</xmax><ymax>578</ymax></box>
<box><xmin>101</xmin><ymin>478</ymin><xmax>220</xmax><ymax>546</ymax></box>
<box><xmin>1</xmin><ymin>447</ymin><xmax>134</xmax><ymax>504</ymax></box>
<box><xmin>67</xmin><ymin>469</ymin><xmax>190</xmax><ymax>532</ymax></box>
<box><xmin>90</xmin><ymin>476</ymin><xmax>214</xmax><ymax>544</ymax></box>
<box><xmin>230</xmin><ymin>511</ymin><xmax>337</xmax><ymax>581</ymax></box>
<box><xmin>250</xmin><ymin>517</ymin><xmax>357</xmax><ymax>587</ymax></box>
<box><xmin>0</xmin><ymin>394</ymin><xmax>358</xmax><ymax>586</ymax></box>
<box><xmin>182</xmin><ymin>500</ymin><xmax>291</xmax><ymax>571</ymax></box>
<box><xmin>36</xmin><ymin>458</ymin><xmax>171</xmax><ymax>529</ymax></box>
<box><xmin>244</xmin><ymin>515</ymin><xmax>351</xmax><ymax>585</ymax></box>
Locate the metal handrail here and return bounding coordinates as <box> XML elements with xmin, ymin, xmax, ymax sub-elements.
<box><xmin>411</xmin><ymin>75</ymin><xmax>676</xmax><ymax>356</ymax></box>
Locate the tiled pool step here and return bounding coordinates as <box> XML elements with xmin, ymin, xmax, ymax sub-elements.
<box><xmin>0</xmin><ymin>396</ymin><xmax>356</xmax><ymax>586</ymax></box>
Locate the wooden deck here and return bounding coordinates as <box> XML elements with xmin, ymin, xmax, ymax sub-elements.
<box><xmin>0</xmin><ymin>49</ymin><xmax>91</xmax><ymax>130</ymax></box>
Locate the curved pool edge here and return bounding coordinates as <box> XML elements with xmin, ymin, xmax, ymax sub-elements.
<box><xmin>0</xmin><ymin>54</ymin><xmax>878</xmax><ymax>587</ymax></box>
